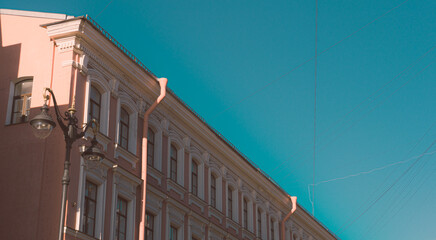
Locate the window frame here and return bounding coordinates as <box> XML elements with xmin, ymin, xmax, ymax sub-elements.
<box><xmin>257</xmin><ymin>208</ymin><xmax>262</xmax><ymax>237</ymax></box>
<box><xmin>170</xmin><ymin>144</ymin><xmax>178</xmax><ymax>182</ymax></box>
<box><xmin>243</xmin><ymin>198</ymin><xmax>248</xmax><ymax>229</ymax></box>
<box><xmin>118</xmin><ymin>107</ymin><xmax>130</xmax><ymax>150</ymax></box>
<box><xmin>210</xmin><ymin>174</ymin><xmax>217</xmax><ymax>208</ymax></box>
<box><xmin>145</xmin><ymin>212</ymin><xmax>154</xmax><ymax>240</ymax></box>
<box><xmin>169</xmin><ymin>225</ymin><xmax>178</xmax><ymax>240</ymax></box>
<box><xmin>6</xmin><ymin>77</ymin><xmax>33</xmax><ymax>125</ymax></box>
<box><xmin>147</xmin><ymin>127</ymin><xmax>155</xmax><ymax>167</ymax></box>
<box><xmin>83</xmin><ymin>180</ymin><xmax>98</xmax><ymax>237</ymax></box>
<box><xmin>88</xmin><ymin>85</ymin><xmax>102</xmax><ymax>126</ymax></box>
<box><xmin>191</xmin><ymin>160</ymin><xmax>198</xmax><ymax>196</ymax></box>
<box><xmin>227</xmin><ymin>186</ymin><xmax>233</xmax><ymax>219</ymax></box>
<box><xmin>110</xmin><ymin>166</ymin><xmax>141</xmax><ymax>240</ymax></box>
<box><xmin>116</xmin><ymin>196</ymin><xmax>128</xmax><ymax>240</ymax></box>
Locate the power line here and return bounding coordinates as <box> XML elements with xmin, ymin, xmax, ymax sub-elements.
<box><xmin>317</xmin><ymin>45</ymin><xmax>436</xmax><ymax>141</ymax></box>
<box><xmin>317</xmin><ymin>58</ymin><xmax>436</xmax><ymax>151</ymax></box>
<box><xmin>309</xmin><ymin>150</ymin><xmax>436</xmax><ymax>186</ymax></box>
<box><xmin>277</xmin><ymin>52</ymin><xmax>436</xmax><ymax>180</ymax></box>
<box><xmin>338</xmin><ymin>138</ymin><xmax>436</xmax><ymax>235</ymax></box>
<box><xmin>312</xmin><ymin>0</ymin><xmax>319</xmax><ymax>217</ymax></box>
<box><xmin>212</xmin><ymin>0</ymin><xmax>410</xmax><ymax>119</ymax></box>
<box><xmin>95</xmin><ymin>0</ymin><xmax>114</xmax><ymax>18</ymax></box>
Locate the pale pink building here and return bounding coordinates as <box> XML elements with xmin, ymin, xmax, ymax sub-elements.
<box><xmin>0</xmin><ymin>9</ymin><xmax>337</xmax><ymax>240</ymax></box>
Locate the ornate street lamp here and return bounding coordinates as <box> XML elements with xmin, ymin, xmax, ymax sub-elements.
<box><xmin>29</xmin><ymin>88</ymin><xmax>104</xmax><ymax>240</ymax></box>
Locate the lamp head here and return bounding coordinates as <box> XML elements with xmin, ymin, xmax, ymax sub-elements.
<box><xmin>29</xmin><ymin>103</ymin><xmax>56</xmax><ymax>139</ymax></box>
<box><xmin>82</xmin><ymin>136</ymin><xmax>104</xmax><ymax>162</ymax></box>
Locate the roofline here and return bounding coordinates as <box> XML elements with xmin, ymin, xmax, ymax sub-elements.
<box><xmin>0</xmin><ymin>8</ymin><xmax>74</xmax><ymax>20</ymax></box>
<box><xmin>41</xmin><ymin>13</ymin><xmax>338</xmax><ymax>239</ymax></box>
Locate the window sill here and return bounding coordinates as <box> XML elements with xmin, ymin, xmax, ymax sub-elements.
<box><xmin>226</xmin><ymin>217</ymin><xmax>239</xmax><ymax>234</ymax></box>
<box><xmin>208</xmin><ymin>206</ymin><xmax>224</xmax><ymax>224</ymax></box>
<box><xmin>242</xmin><ymin>227</ymin><xmax>255</xmax><ymax>239</ymax></box>
<box><xmin>167</xmin><ymin>178</ymin><xmax>185</xmax><ymax>199</ymax></box>
<box><xmin>114</xmin><ymin>144</ymin><xmax>139</xmax><ymax>169</ymax></box>
<box><xmin>84</xmin><ymin>129</ymin><xmax>111</xmax><ymax>152</ymax></box>
<box><xmin>188</xmin><ymin>192</ymin><xmax>207</xmax><ymax>212</ymax></box>
<box><xmin>5</xmin><ymin>121</ymin><xmax>28</xmax><ymax>126</ymax></box>
<box><xmin>65</xmin><ymin>227</ymin><xmax>100</xmax><ymax>240</ymax></box>
<box><xmin>148</xmin><ymin>165</ymin><xmax>163</xmax><ymax>185</ymax></box>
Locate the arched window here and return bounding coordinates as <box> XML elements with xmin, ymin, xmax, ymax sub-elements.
<box><xmin>83</xmin><ymin>180</ymin><xmax>97</xmax><ymax>237</ymax></box>
<box><xmin>170</xmin><ymin>145</ymin><xmax>178</xmax><ymax>182</ymax></box>
<box><xmin>118</xmin><ymin>107</ymin><xmax>129</xmax><ymax>149</ymax></box>
<box><xmin>88</xmin><ymin>85</ymin><xmax>101</xmax><ymax>125</ymax></box>
<box><xmin>210</xmin><ymin>174</ymin><xmax>217</xmax><ymax>208</ymax></box>
<box><xmin>191</xmin><ymin>160</ymin><xmax>198</xmax><ymax>196</ymax></box>
<box><xmin>116</xmin><ymin>197</ymin><xmax>128</xmax><ymax>240</ymax></box>
<box><xmin>11</xmin><ymin>79</ymin><xmax>32</xmax><ymax>124</ymax></box>
<box><xmin>258</xmin><ymin>208</ymin><xmax>262</xmax><ymax>236</ymax></box>
<box><xmin>228</xmin><ymin>186</ymin><xmax>233</xmax><ymax>218</ymax></box>
<box><xmin>243</xmin><ymin>198</ymin><xmax>248</xmax><ymax>229</ymax></box>
<box><xmin>147</xmin><ymin>128</ymin><xmax>155</xmax><ymax>167</ymax></box>
<box><xmin>270</xmin><ymin>218</ymin><xmax>275</xmax><ymax>240</ymax></box>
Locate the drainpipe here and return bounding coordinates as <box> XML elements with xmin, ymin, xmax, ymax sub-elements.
<box><xmin>139</xmin><ymin>78</ymin><xmax>168</xmax><ymax>240</ymax></box>
<box><xmin>281</xmin><ymin>196</ymin><xmax>297</xmax><ymax>240</ymax></box>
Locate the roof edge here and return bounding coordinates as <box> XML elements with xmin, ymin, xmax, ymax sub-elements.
<box><xmin>0</xmin><ymin>9</ymin><xmax>74</xmax><ymax>20</ymax></box>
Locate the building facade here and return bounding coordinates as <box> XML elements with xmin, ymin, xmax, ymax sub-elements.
<box><xmin>0</xmin><ymin>9</ymin><xmax>337</xmax><ymax>240</ymax></box>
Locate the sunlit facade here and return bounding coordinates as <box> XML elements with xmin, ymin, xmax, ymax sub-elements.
<box><xmin>0</xmin><ymin>9</ymin><xmax>337</xmax><ymax>240</ymax></box>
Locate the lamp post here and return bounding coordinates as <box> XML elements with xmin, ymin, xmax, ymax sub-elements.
<box><xmin>29</xmin><ymin>88</ymin><xmax>104</xmax><ymax>240</ymax></box>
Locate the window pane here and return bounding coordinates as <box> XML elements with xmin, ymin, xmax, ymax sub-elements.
<box><xmin>20</xmin><ymin>81</ymin><xmax>32</xmax><ymax>95</ymax></box>
<box><xmin>120</xmin><ymin>108</ymin><xmax>129</xmax><ymax>123</ymax></box>
<box><xmin>86</xmin><ymin>218</ymin><xmax>95</xmax><ymax>236</ymax></box>
<box><xmin>13</xmin><ymin>99</ymin><xmax>23</xmax><ymax>112</ymax></box>
<box><xmin>90</xmin><ymin>86</ymin><xmax>101</xmax><ymax>103</ymax></box>
<box><xmin>170</xmin><ymin>145</ymin><xmax>177</xmax><ymax>159</ymax></box>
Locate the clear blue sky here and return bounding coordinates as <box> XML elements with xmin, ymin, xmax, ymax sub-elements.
<box><xmin>2</xmin><ymin>0</ymin><xmax>435</xmax><ymax>239</ymax></box>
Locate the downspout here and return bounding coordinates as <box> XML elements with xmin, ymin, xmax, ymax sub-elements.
<box><xmin>139</xmin><ymin>78</ymin><xmax>168</xmax><ymax>240</ymax></box>
<box><xmin>281</xmin><ymin>196</ymin><xmax>297</xmax><ymax>240</ymax></box>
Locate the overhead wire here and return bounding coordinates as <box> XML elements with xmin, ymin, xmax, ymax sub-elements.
<box><xmin>279</xmin><ymin>56</ymin><xmax>436</xmax><ymax>181</ymax></box>
<box><xmin>337</xmin><ymin>137</ymin><xmax>436</xmax><ymax>235</ymax></box>
<box><xmin>317</xmin><ymin>58</ymin><xmax>436</xmax><ymax>151</ymax></box>
<box><xmin>212</xmin><ymin>0</ymin><xmax>410</xmax><ymax>119</ymax></box>
<box><xmin>359</xmin><ymin>152</ymin><xmax>436</xmax><ymax>239</ymax></box>
<box><xmin>95</xmin><ymin>0</ymin><xmax>114</xmax><ymax>18</ymax></box>
<box><xmin>312</xmin><ymin>0</ymin><xmax>319</xmax><ymax>216</ymax></box>
<box><xmin>270</xmin><ymin>44</ymin><xmax>436</xmax><ymax>178</ymax></box>
<box><xmin>317</xmin><ymin>45</ymin><xmax>436</xmax><ymax>141</ymax></box>
<box><xmin>336</xmin><ymin>118</ymin><xmax>436</xmax><ymax>239</ymax></box>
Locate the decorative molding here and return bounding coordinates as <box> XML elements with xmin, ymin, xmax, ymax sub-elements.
<box><xmin>160</xmin><ymin>118</ymin><xmax>169</xmax><ymax>135</ymax></box>
<box><xmin>109</xmin><ymin>78</ymin><xmax>119</xmax><ymax>96</ymax></box>
<box><xmin>183</xmin><ymin>136</ymin><xmax>191</xmax><ymax>150</ymax></box>
<box><xmin>202</xmin><ymin>151</ymin><xmax>210</xmax><ymax>165</ymax></box>
<box><xmin>114</xmin><ymin>144</ymin><xmax>139</xmax><ymax>169</ymax></box>
<box><xmin>208</xmin><ymin>206</ymin><xmax>224</xmax><ymax>224</ymax></box>
<box><xmin>167</xmin><ymin>179</ymin><xmax>185</xmax><ymax>200</ymax></box>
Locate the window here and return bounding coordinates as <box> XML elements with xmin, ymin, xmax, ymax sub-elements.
<box><xmin>170</xmin><ymin>226</ymin><xmax>178</xmax><ymax>240</ymax></box>
<box><xmin>88</xmin><ymin>85</ymin><xmax>101</xmax><ymax>125</ymax></box>
<box><xmin>118</xmin><ymin>107</ymin><xmax>129</xmax><ymax>149</ymax></box>
<box><xmin>10</xmin><ymin>79</ymin><xmax>32</xmax><ymax>124</ymax></box>
<box><xmin>145</xmin><ymin>212</ymin><xmax>154</xmax><ymax>240</ymax></box>
<box><xmin>228</xmin><ymin>186</ymin><xmax>233</xmax><ymax>218</ymax></box>
<box><xmin>243</xmin><ymin>198</ymin><xmax>248</xmax><ymax>229</ymax></box>
<box><xmin>116</xmin><ymin>197</ymin><xmax>128</xmax><ymax>240</ymax></box>
<box><xmin>170</xmin><ymin>145</ymin><xmax>177</xmax><ymax>182</ymax></box>
<box><xmin>270</xmin><ymin>218</ymin><xmax>275</xmax><ymax>240</ymax></box>
<box><xmin>210</xmin><ymin>175</ymin><xmax>216</xmax><ymax>208</ymax></box>
<box><xmin>83</xmin><ymin>181</ymin><xmax>97</xmax><ymax>237</ymax></box>
<box><xmin>191</xmin><ymin>161</ymin><xmax>198</xmax><ymax>196</ymax></box>
<box><xmin>257</xmin><ymin>208</ymin><xmax>262</xmax><ymax>237</ymax></box>
<box><xmin>147</xmin><ymin>128</ymin><xmax>155</xmax><ymax>167</ymax></box>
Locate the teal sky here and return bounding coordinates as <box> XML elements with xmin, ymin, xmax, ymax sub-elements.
<box><xmin>2</xmin><ymin>0</ymin><xmax>436</xmax><ymax>239</ymax></box>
